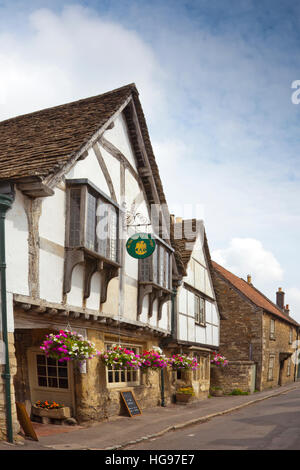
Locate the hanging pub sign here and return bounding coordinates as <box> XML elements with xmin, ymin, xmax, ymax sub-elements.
<box><xmin>126</xmin><ymin>233</ymin><xmax>156</xmax><ymax>259</ymax></box>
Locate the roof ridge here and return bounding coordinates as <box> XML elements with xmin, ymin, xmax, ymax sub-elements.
<box><xmin>212</xmin><ymin>260</ymin><xmax>299</xmax><ymax>326</ymax></box>
<box><xmin>0</xmin><ymin>83</ymin><xmax>136</xmax><ymax>125</ymax></box>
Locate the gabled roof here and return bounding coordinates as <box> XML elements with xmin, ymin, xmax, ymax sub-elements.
<box><xmin>212</xmin><ymin>261</ymin><xmax>299</xmax><ymax>327</ymax></box>
<box><xmin>171</xmin><ymin>219</ymin><xmax>214</xmax><ymax>278</ymax></box>
<box><xmin>0</xmin><ymin>83</ymin><xmax>167</xmax><ymax>206</ymax></box>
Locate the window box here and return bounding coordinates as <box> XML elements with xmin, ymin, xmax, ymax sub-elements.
<box><xmin>32</xmin><ymin>405</ymin><xmax>71</xmax><ymax>420</ymax></box>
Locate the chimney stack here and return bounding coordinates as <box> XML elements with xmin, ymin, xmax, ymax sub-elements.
<box><xmin>276</xmin><ymin>287</ymin><xmax>285</xmax><ymax>310</ymax></box>
<box><xmin>247</xmin><ymin>274</ymin><xmax>252</xmax><ymax>284</ymax></box>
<box><xmin>284</xmin><ymin>304</ymin><xmax>290</xmax><ymax>316</ymax></box>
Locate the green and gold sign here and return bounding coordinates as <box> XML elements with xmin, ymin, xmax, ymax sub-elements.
<box><xmin>126</xmin><ymin>233</ymin><xmax>156</xmax><ymax>259</ymax></box>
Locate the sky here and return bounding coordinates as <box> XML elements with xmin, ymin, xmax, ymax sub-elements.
<box><xmin>0</xmin><ymin>0</ymin><xmax>300</xmax><ymax>320</ymax></box>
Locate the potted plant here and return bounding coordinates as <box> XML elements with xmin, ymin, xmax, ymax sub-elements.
<box><xmin>168</xmin><ymin>354</ymin><xmax>199</xmax><ymax>371</ymax></box>
<box><xmin>140</xmin><ymin>346</ymin><xmax>169</xmax><ymax>372</ymax></box>
<box><xmin>99</xmin><ymin>344</ymin><xmax>142</xmax><ymax>370</ymax></box>
<box><xmin>210</xmin><ymin>353</ymin><xmax>228</xmax><ymax>367</ymax></box>
<box><xmin>40</xmin><ymin>330</ymin><xmax>100</xmax><ymax>362</ymax></box>
<box><xmin>32</xmin><ymin>401</ymin><xmax>71</xmax><ymax>420</ymax></box>
<box><xmin>175</xmin><ymin>386</ymin><xmax>195</xmax><ymax>404</ymax></box>
<box><xmin>210</xmin><ymin>386</ymin><xmax>223</xmax><ymax>397</ymax></box>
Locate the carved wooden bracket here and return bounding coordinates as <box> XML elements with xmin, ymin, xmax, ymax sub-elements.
<box><xmin>157</xmin><ymin>292</ymin><xmax>172</xmax><ymax>321</ymax></box>
<box><xmin>138</xmin><ymin>283</ymin><xmax>172</xmax><ymax>320</ymax></box>
<box><xmin>137</xmin><ymin>284</ymin><xmax>153</xmax><ymax>317</ymax></box>
<box><xmin>64</xmin><ymin>247</ymin><xmax>119</xmax><ymax>304</ymax></box>
<box><xmin>100</xmin><ymin>265</ymin><xmax>119</xmax><ymax>304</ymax></box>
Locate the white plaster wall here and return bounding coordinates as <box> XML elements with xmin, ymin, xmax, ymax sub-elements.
<box><xmin>5</xmin><ymin>189</ymin><xmax>29</xmax><ymax>296</ymax></box>
<box><xmin>140</xmin><ymin>294</ymin><xmax>149</xmax><ymax>324</ymax></box>
<box><xmin>66</xmin><ymin>264</ymin><xmax>84</xmax><ymax>308</ymax></box>
<box><xmin>195</xmin><ymin>325</ymin><xmax>206</xmax><ymax>344</ymax></box>
<box><xmin>39</xmin><ymin>187</ymin><xmax>65</xmax><ymax>245</ymax></box>
<box><xmin>65</xmin><ymin>148</ymin><xmax>110</xmax><ymax>198</ymax></box>
<box><xmin>101</xmin><ymin>278</ymin><xmax>119</xmax><ymax>316</ymax></box>
<box><xmin>86</xmin><ymin>272</ymin><xmax>101</xmax><ymax>311</ymax></box>
<box><xmin>187</xmin><ymin>316</ymin><xmax>195</xmax><ymax>343</ymax></box>
<box><xmin>39</xmin><ymin>250</ymin><xmax>64</xmax><ymax>303</ymax></box>
<box><xmin>178</xmin><ymin>314</ymin><xmax>188</xmax><ymax>341</ymax></box>
<box><xmin>149</xmin><ymin>299</ymin><xmax>158</xmax><ymax>328</ymax></box>
<box><xmin>104</xmin><ymin>113</ymin><xmax>138</xmax><ymax>172</ymax></box>
<box><xmin>179</xmin><ymin>287</ymin><xmax>187</xmax><ymax>314</ymax></box>
<box><xmin>98</xmin><ymin>144</ymin><xmax>121</xmax><ymax>203</ymax></box>
<box><xmin>158</xmin><ymin>301</ymin><xmax>171</xmax><ymax>331</ymax></box>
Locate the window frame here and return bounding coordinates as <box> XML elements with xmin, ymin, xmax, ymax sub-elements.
<box><xmin>66</xmin><ymin>179</ymin><xmax>121</xmax><ymax>265</ymax></box>
<box><xmin>270</xmin><ymin>318</ymin><xmax>276</xmax><ymax>340</ymax></box>
<box><xmin>194</xmin><ymin>295</ymin><xmax>206</xmax><ymax>326</ymax></box>
<box><xmin>138</xmin><ymin>238</ymin><xmax>173</xmax><ymax>292</ymax></box>
<box><xmin>267</xmin><ymin>354</ymin><xmax>275</xmax><ymax>381</ymax></box>
<box><xmin>104</xmin><ymin>342</ymin><xmax>142</xmax><ymax>389</ymax></box>
<box><xmin>287</xmin><ymin>357</ymin><xmax>291</xmax><ymax>377</ymax></box>
<box><xmin>289</xmin><ymin>327</ymin><xmax>293</xmax><ymax>345</ymax></box>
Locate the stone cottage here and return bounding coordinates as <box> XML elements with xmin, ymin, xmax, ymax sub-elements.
<box><xmin>211</xmin><ymin>261</ymin><xmax>299</xmax><ymax>394</ymax></box>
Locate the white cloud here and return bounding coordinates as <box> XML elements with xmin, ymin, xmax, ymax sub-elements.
<box><xmin>0</xmin><ymin>5</ymin><xmax>165</xmax><ymax>121</ymax></box>
<box><xmin>212</xmin><ymin>237</ymin><xmax>284</xmax><ymax>286</ymax></box>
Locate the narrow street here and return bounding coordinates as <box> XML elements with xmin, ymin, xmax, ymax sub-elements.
<box><xmin>125</xmin><ymin>388</ymin><xmax>300</xmax><ymax>450</ymax></box>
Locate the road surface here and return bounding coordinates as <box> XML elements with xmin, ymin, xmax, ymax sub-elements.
<box><xmin>125</xmin><ymin>387</ymin><xmax>300</xmax><ymax>450</ymax></box>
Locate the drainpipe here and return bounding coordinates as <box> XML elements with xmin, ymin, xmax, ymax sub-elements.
<box><xmin>0</xmin><ymin>192</ymin><xmax>14</xmax><ymax>443</ymax></box>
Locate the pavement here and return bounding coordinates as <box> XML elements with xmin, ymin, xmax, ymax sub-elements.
<box><xmin>0</xmin><ymin>381</ymin><xmax>300</xmax><ymax>451</ymax></box>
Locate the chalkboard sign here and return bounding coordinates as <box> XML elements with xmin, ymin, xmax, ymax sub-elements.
<box><xmin>120</xmin><ymin>391</ymin><xmax>142</xmax><ymax>417</ymax></box>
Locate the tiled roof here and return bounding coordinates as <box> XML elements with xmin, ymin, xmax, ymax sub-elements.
<box><xmin>171</xmin><ymin>219</ymin><xmax>214</xmax><ymax>278</ymax></box>
<box><xmin>212</xmin><ymin>261</ymin><xmax>299</xmax><ymax>327</ymax></box>
<box><xmin>0</xmin><ymin>84</ymin><xmax>135</xmax><ymax>182</ymax></box>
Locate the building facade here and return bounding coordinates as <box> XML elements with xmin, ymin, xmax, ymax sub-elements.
<box><xmin>0</xmin><ymin>84</ymin><xmax>184</xmax><ymax>440</ymax></box>
<box><xmin>211</xmin><ymin>262</ymin><xmax>299</xmax><ymax>394</ymax></box>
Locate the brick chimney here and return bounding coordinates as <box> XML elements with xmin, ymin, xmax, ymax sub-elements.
<box><xmin>284</xmin><ymin>304</ymin><xmax>290</xmax><ymax>316</ymax></box>
<box><xmin>276</xmin><ymin>288</ymin><xmax>285</xmax><ymax>310</ymax></box>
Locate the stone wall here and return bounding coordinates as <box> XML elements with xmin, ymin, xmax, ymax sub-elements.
<box><xmin>210</xmin><ymin>361</ymin><xmax>255</xmax><ymax>394</ymax></box>
<box><xmin>212</xmin><ymin>271</ymin><xmax>263</xmax><ymax>389</ymax></box>
<box><xmin>261</xmin><ymin>311</ymin><xmax>297</xmax><ymax>389</ymax></box>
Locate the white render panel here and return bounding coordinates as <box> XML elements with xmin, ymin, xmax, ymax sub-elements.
<box><xmin>140</xmin><ymin>294</ymin><xmax>149</xmax><ymax>324</ymax></box>
<box><xmin>194</xmin><ymin>261</ymin><xmax>205</xmax><ymax>293</ymax></box>
<box><xmin>205</xmin><ymin>300</ymin><xmax>213</xmax><ymax>325</ymax></box>
<box><xmin>212</xmin><ymin>325</ymin><xmax>219</xmax><ymax>347</ymax></box>
<box><xmin>5</xmin><ymin>189</ymin><xmax>29</xmax><ymax>296</ymax></box>
<box><xmin>98</xmin><ymin>144</ymin><xmax>121</xmax><ymax>203</ymax></box>
<box><xmin>104</xmin><ymin>113</ymin><xmax>138</xmax><ymax>171</ymax></box>
<box><xmin>150</xmin><ymin>299</ymin><xmax>158</xmax><ymax>327</ymax></box>
<box><xmin>195</xmin><ymin>324</ymin><xmax>206</xmax><ymax>344</ymax></box>
<box><xmin>187</xmin><ymin>316</ymin><xmax>195</xmax><ymax>343</ymax></box>
<box><xmin>66</xmin><ymin>264</ymin><xmax>84</xmax><ymax>308</ymax></box>
<box><xmin>187</xmin><ymin>290</ymin><xmax>194</xmax><ymax>317</ymax></box>
<box><xmin>178</xmin><ymin>314</ymin><xmax>188</xmax><ymax>341</ymax></box>
<box><xmin>211</xmin><ymin>303</ymin><xmax>219</xmax><ymax>326</ymax></box>
<box><xmin>124</xmin><ymin>249</ymin><xmax>138</xmax><ymax>280</ymax></box>
<box><xmin>205</xmin><ymin>324</ymin><xmax>213</xmax><ymax>345</ymax></box>
<box><xmin>178</xmin><ymin>287</ymin><xmax>187</xmax><ymax>314</ymax></box>
<box><xmin>204</xmin><ymin>269</ymin><xmax>214</xmax><ymax>298</ymax></box>
<box><xmin>65</xmin><ymin>148</ymin><xmax>110</xmax><ymax>198</ymax></box>
<box><xmin>192</xmin><ymin>235</ymin><xmax>206</xmax><ymax>265</ymax></box>
<box><xmin>86</xmin><ymin>272</ymin><xmax>101</xmax><ymax>311</ymax></box>
<box><xmin>39</xmin><ymin>187</ymin><xmax>65</xmax><ymax>246</ymax></box>
<box><xmin>158</xmin><ymin>301</ymin><xmax>170</xmax><ymax>331</ymax></box>
<box><xmin>39</xmin><ymin>250</ymin><xmax>64</xmax><ymax>304</ymax></box>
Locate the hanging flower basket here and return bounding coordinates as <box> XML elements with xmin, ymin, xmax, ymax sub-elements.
<box><xmin>99</xmin><ymin>344</ymin><xmax>142</xmax><ymax>370</ymax></box>
<box><xmin>210</xmin><ymin>353</ymin><xmax>228</xmax><ymax>367</ymax></box>
<box><xmin>140</xmin><ymin>347</ymin><xmax>169</xmax><ymax>371</ymax></box>
<box><xmin>40</xmin><ymin>330</ymin><xmax>100</xmax><ymax>362</ymax></box>
<box><xmin>168</xmin><ymin>354</ymin><xmax>199</xmax><ymax>371</ymax></box>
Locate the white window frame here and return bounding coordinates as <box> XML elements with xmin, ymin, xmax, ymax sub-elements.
<box><xmin>268</xmin><ymin>354</ymin><xmax>275</xmax><ymax>381</ymax></box>
<box><xmin>270</xmin><ymin>319</ymin><xmax>275</xmax><ymax>340</ymax></box>
<box><xmin>105</xmin><ymin>342</ymin><xmax>142</xmax><ymax>389</ymax></box>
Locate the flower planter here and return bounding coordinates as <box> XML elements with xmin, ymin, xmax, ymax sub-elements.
<box><xmin>175</xmin><ymin>393</ymin><xmax>193</xmax><ymax>404</ymax></box>
<box><xmin>32</xmin><ymin>405</ymin><xmax>71</xmax><ymax>420</ymax></box>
